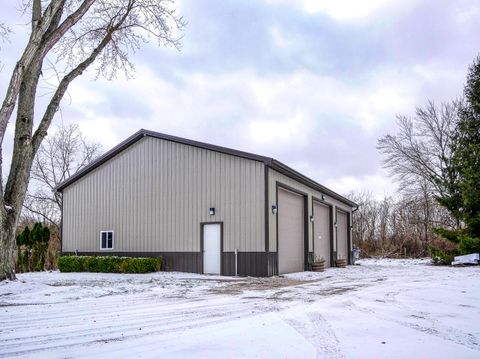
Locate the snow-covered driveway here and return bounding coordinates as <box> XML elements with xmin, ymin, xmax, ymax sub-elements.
<box><xmin>1</xmin><ymin>259</ymin><xmax>479</xmax><ymax>358</ymax></box>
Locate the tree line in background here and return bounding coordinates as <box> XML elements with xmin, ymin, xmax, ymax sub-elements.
<box><xmin>349</xmin><ymin>190</ymin><xmax>456</xmax><ymax>260</ymax></box>
<box><xmin>368</xmin><ymin>55</ymin><xmax>480</xmax><ymax>263</ymax></box>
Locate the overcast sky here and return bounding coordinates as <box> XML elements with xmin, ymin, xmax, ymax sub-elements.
<box><xmin>1</xmin><ymin>0</ymin><xmax>479</xmax><ymax>198</ymax></box>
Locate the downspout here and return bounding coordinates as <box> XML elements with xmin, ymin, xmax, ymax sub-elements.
<box><xmin>351</xmin><ymin>205</ymin><xmax>359</xmax><ymax>264</ymax></box>
<box><xmin>235</xmin><ymin>248</ymin><xmax>238</xmax><ymax>276</ymax></box>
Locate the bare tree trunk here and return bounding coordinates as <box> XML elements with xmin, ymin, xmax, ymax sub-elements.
<box><xmin>1</xmin><ymin>212</ymin><xmax>17</xmax><ymax>280</ymax></box>
<box><xmin>0</xmin><ymin>58</ymin><xmax>42</xmax><ymax>280</ymax></box>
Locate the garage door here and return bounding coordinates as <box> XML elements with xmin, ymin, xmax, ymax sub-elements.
<box><xmin>313</xmin><ymin>201</ymin><xmax>331</xmax><ymax>267</ymax></box>
<box><xmin>336</xmin><ymin>210</ymin><xmax>348</xmax><ymax>263</ymax></box>
<box><xmin>278</xmin><ymin>187</ymin><xmax>305</xmax><ymax>274</ymax></box>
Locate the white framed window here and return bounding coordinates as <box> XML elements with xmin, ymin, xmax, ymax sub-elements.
<box><xmin>100</xmin><ymin>230</ymin><xmax>114</xmax><ymax>250</ymax></box>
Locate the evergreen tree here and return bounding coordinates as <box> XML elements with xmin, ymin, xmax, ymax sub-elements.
<box><xmin>22</xmin><ymin>227</ymin><xmax>32</xmax><ymax>248</ymax></box>
<box><xmin>15</xmin><ymin>223</ymin><xmax>52</xmax><ymax>272</ymax></box>
<box><xmin>435</xmin><ymin>56</ymin><xmax>480</xmax><ymax>254</ymax></box>
<box><xmin>41</xmin><ymin>227</ymin><xmax>50</xmax><ymax>244</ymax></box>
<box><xmin>15</xmin><ymin>226</ymin><xmax>32</xmax><ymax>272</ymax></box>
<box><xmin>31</xmin><ymin>222</ymin><xmax>50</xmax><ymax>271</ymax></box>
<box><xmin>31</xmin><ymin>223</ymin><xmax>43</xmax><ymax>244</ymax></box>
<box><xmin>455</xmin><ymin>56</ymin><xmax>480</xmax><ymax>238</ymax></box>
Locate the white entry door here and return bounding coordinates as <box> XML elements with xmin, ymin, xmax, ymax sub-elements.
<box><xmin>203</xmin><ymin>223</ymin><xmax>221</xmax><ymax>274</ymax></box>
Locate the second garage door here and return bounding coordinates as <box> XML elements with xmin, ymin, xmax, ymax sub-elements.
<box><xmin>278</xmin><ymin>187</ymin><xmax>305</xmax><ymax>274</ymax></box>
<box><xmin>313</xmin><ymin>201</ymin><xmax>331</xmax><ymax>267</ymax></box>
<box><xmin>336</xmin><ymin>210</ymin><xmax>349</xmax><ymax>263</ymax></box>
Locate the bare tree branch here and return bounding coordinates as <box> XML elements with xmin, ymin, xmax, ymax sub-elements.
<box><xmin>377</xmin><ymin>101</ymin><xmax>459</xmax><ymax>199</ymax></box>
<box><xmin>24</xmin><ymin>123</ymin><xmax>102</xmax><ymax>227</ymax></box>
<box><xmin>0</xmin><ymin>0</ymin><xmax>67</xmax><ymax>147</ymax></box>
<box><xmin>32</xmin><ymin>3</ymin><xmax>133</xmax><ymax>150</ymax></box>
<box><xmin>22</xmin><ymin>199</ymin><xmax>59</xmax><ymax>229</ymax></box>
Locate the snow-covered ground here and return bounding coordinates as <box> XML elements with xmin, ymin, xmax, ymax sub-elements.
<box><xmin>1</xmin><ymin>259</ymin><xmax>479</xmax><ymax>358</ymax></box>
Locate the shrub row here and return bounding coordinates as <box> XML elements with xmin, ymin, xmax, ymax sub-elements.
<box><xmin>57</xmin><ymin>256</ymin><xmax>161</xmax><ymax>273</ymax></box>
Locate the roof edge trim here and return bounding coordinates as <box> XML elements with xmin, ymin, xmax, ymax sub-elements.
<box><xmin>54</xmin><ymin>129</ymin><xmax>272</xmax><ymax>192</ymax></box>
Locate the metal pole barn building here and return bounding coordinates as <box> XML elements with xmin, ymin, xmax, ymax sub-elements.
<box><xmin>56</xmin><ymin>129</ymin><xmax>358</xmax><ymax>276</ymax></box>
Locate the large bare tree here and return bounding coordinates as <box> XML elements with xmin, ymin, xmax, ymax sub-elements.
<box><xmin>23</xmin><ymin>123</ymin><xmax>102</xmax><ymax>231</ymax></box>
<box><xmin>0</xmin><ymin>0</ymin><xmax>185</xmax><ymax>280</ymax></box>
<box><xmin>377</xmin><ymin>101</ymin><xmax>461</xmax><ymax>221</ymax></box>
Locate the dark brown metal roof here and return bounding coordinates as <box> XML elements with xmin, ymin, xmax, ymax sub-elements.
<box><xmin>55</xmin><ymin>129</ymin><xmax>357</xmax><ymax>207</ymax></box>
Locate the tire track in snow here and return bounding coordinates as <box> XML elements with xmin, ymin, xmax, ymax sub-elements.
<box><xmin>0</xmin><ymin>295</ymin><xmax>234</xmax><ymax>332</ymax></box>
<box><xmin>0</xmin><ymin>303</ymin><xmax>250</xmax><ymax>346</ymax></box>
<box><xmin>382</xmin><ymin>289</ymin><xmax>480</xmax><ymax>351</ymax></box>
<box><xmin>0</xmin><ymin>298</ymin><xmax>266</xmax><ymax>358</ymax></box>
<box><xmin>0</xmin><ymin>290</ymin><xmax>206</xmax><ymax>326</ymax></box>
<box><xmin>280</xmin><ymin>310</ymin><xmax>344</xmax><ymax>359</ymax></box>
<box><xmin>344</xmin><ymin>294</ymin><xmax>480</xmax><ymax>351</ymax></box>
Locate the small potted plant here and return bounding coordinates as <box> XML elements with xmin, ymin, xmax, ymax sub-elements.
<box><xmin>311</xmin><ymin>255</ymin><xmax>326</xmax><ymax>272</ymax></box>
<box><xmin>336</xmin><ymin>255</ymin><xmax>347</xmax><ymax>268</ymax></box>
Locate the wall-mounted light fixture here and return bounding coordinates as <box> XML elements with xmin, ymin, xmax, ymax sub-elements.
<box><xmin>334</xmin><ymin>221</ymin><xmax>338</xmax><ymax>227</ymax></box>
<box><xmin>272</xmin><ymin>204</ymin><xmax>277</xmax><ymax>215</ymax></box>
<box><xmin>321</xmin><ymin>194</ymin><xmax>325</xmax><ymax>201</ymax></box>
<box><xmin>209</xmin><ymin>207</ymin><xmax>215</xmax><ymax>216</ymax></box>
<box><xmin>310</xmin><ymin>215</ymin><xmax>314</xmax><ymax>222</ymax></box>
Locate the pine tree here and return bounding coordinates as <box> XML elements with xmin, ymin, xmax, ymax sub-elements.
<box><xmin>457</xmin><ymin>56</ymin><xmax>480</xmax><ymax>255</ymax></box>
<box><xmin>456</xmin><ymin>56</ymin><xmax>480</xmax><ymax>238</ymax></box>
<box><xmin>30</xmin><ymin>222</ymin><xmax>50</xmax><ymax>271</ymax></box>
<box><xmin>437</xmin><ymin>56</ymin><xmax>480</xmax><ymax>254</ymax></box>
<box><xmin>15</xmin><ymin>226</ymin><xmax>32</xmax><ymax>272</ymax></box>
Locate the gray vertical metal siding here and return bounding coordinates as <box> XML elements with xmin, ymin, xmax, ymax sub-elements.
<box><xmin>268</xmin><ymin>169</ymin><xmax>352</xmax><ymax>253</ymax></box>
<box><xmin>62</xmin><ymin>137</ymin><xmax>265</xmax><ymax>253</ymax></box>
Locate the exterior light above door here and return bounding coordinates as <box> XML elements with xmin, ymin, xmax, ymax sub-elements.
<box><xmin>272</xmin><ymin>204</ymin><xmax>277</xmax><ymax>215</ymax></box>
<box><xmin>209</xmin><ymin>207</ymin><xmax>215</xmax><ymax>216</ymax></box>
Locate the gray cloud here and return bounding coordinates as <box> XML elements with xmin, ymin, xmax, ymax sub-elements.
<box><xmin>1</xmin><ymin>0</ymin><xmax>479</xmax><ymax>198</ymax></box>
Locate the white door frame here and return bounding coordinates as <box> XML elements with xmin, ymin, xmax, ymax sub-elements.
<box><xmin>202</xmin><ymin>222</ymin><xmax>222</xmax><ymax>275</ymax></box>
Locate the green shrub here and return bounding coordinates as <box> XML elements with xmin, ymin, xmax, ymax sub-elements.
<box><xmin>434</xmin><ymin>228</ymin><xmax>480</xmax><ymax>255</ymax></box>
<box><xmin>85</xmin><ymin>256</ymin><xmax>123</xmax><ymax>272</ymax></box>
<box><xmin>430</xmin><ymin>248</ymin><xmax>457</xmax><ymax>265</ymax></box>
<box><xmin>459</xmin><ymin>236</ymin><xmax>480</xmax><ymax>254</ymax></box>
<box><xmin>116</xmin><ymin>257</ymin><xmax>161</xmax><ymax>273</ymax></box>
<box><xmin>429</xmin><ymin>237</ymin><xmax>459</xmax><ymax>265</ymax></box>
<box><xmin>57</xmin><ymin>256</ymin><xmax>87</xmax><ymax>272</ymax></box>
<box><xmin>57</xmin><ymin>256</ymin><xmax>161</xmax><ymax>273</ymax></box>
